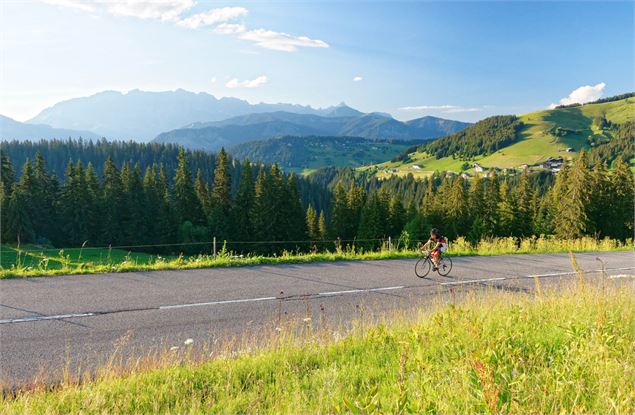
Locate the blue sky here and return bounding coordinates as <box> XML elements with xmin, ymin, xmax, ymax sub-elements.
<box><xmin>1</xmin><ymin>1</ymin><xmax>633</xmax><ymax>122</ymax></box>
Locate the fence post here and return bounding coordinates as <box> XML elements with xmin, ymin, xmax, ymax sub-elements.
<box><xmin>213</xmin><ymin>236</ymin><xmax>217</xmax><ymax>260</ymax></box>
<box><xmin>388</xmin><ymin>236</ymin><xmax>392</xmax><ymax>251</ymax></box>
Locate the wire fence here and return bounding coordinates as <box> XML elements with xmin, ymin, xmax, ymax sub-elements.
<box><xmin>0</xmin><ymin>236</ymin><xmax>420</xmax><ymax>257</ymax></box>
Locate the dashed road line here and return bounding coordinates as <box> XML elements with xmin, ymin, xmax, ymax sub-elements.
<box><xmin>2</xmin><ymin>266</ymin><xmax>634</xmax><ymax>325</ymax></box>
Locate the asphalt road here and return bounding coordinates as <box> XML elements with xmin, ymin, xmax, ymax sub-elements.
<box><xmin>1</xmin><ymin>251</ymin><xmax>633</xmax><ymax>387</ymax></box>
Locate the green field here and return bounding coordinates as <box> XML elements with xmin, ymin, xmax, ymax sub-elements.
<box><xmin>0</xmin><ymin>245</ymin><xmax>166</xmax><ymax>273</ymax></box>
<box><xmin>2</xmin><ymin>275</ymin><xmax>633</xmax><ymax>414</ymax></box>
<box><xmin>366</xmin><ymin>97</ymin><xmax>635</xmax><ymax>178</ymax></box>
<box><xmin>1</xmin><ymin>237</ymin><xmax>630</xmax><ymax>279</ymax></box>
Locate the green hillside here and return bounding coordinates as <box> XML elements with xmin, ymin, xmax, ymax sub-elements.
<box><xmin>366</xmin><ymin>96</ymin><xmax>634</xmax><ymax>178</ymax></box>
<box><xmin>229</xmin><ymin>136</ymin><xmax>414</xmax><ymax>174</ymax></box>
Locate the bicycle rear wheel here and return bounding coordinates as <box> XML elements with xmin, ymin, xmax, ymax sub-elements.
<box><xmin>437</xmin><ymin>256</ymin><xmax>453</xmax><ymax>276</ymax></box>
<box><xmin>415</xmin><ymin>257</ymin><xmax>431</xmax><ymax>278</ymax></box>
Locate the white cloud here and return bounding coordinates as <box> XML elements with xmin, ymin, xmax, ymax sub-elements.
<box><xmin>40</xmin><ymin>0</ymin><xmax>329</xmax><ymax>52</ymax></box>
<box><xmin>214</xmin><ymin>24</ymin><xmax>328</xmax><ymax>52</ymax></box>
<box><xmin>42</xmin><ymin>0</ymin><xmax>195</xmax><ymax>21</ymax></box>
<box><xmin>40</xmin><ymin>0</ymin><xmax>96</xmax><ymax>12</ymax></box>
<box><xmin>107</xmin><ymin>0</ymin><xmax>195</xmax><ymax>22</ymax></box>
<box><xmin>225</xmin><ymin>75</ymin><xmax>268</xmax><ymax>89</ymax></box>
<box><xmin>177</xmin><ymin>7</ymin><xmax>248</xmax><ymax>29</ymax></box>
<box><xmin>210</xmin><ymin>77</ymin><xmax>217</xmax><ymax>84</ymax></box>
<box><xmin>549</xmin><ymin>82</ymin><xmax>606</xmax><ymax>109</ymax></box>
<box><xmin>353</xmin><ymin>76</ymin><xmax>363</xmax><ymax>82</ymax></box>
<box><xmin>400</xmin><ymin>104</ymin><xmax>482</xmax><ymax>113</ymax></box>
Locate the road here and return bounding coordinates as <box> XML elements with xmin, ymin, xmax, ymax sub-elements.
<box><xmin>1</xmin><ymin>251</ymin><xmax>633</xmax><ymax>387</ymax></box>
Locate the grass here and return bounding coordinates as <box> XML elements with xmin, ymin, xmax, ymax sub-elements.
<box><xmin>0</xmin><ymin>236</ymin><xmax>631</xmax><ymax>279</ymax></box>
<box><xmin>2</xmin><ymin>268</ymin><xmax>633</xmax><ymax>413</ymax></box>
<box><xmin>367</xmin><ymin>97</ymin><xmax>635</xmax><ymax>177</ymax></box>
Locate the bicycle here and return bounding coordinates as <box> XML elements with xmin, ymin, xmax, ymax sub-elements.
<box><xmin>415</xmin><ymin>249</ymin><xmax>452</xmax><ymax>278</ymax></box>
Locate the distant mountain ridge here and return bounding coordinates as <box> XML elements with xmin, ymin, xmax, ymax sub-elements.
<box><xmin>0</xmin><ymin>114</ymin><xmax>100</xmax><ymax>141</ymax></box>
<box><xmin>154</xmin><ymin>111</ymin><xmax>471</xmax><ymax>151</ymax></box>
<box><xmin>27</xmin><ymin>89</ymin><xmax>373</xmax><ymax>141</ymax></box>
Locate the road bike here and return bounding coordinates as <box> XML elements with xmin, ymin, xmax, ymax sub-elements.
<box><xmin>415</xmin><ymin>250</ymin><xmax>452</xmax><ymax>278</ymax></box>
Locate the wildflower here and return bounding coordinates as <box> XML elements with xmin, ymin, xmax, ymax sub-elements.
<box><xmin>303</xmin><ymin>317</ymin><xmax>312</xmax><ymax>323</ymax></box>
<box><xmin>184</xmin><ymin>338</ymin><xmax>194</xmax><ymax>346</ymax></box>
<box><xmin>170</xmin><ymin>346</ymin><xmax>179</xmax><ymax>351</ymax></box>
<box><xmin>275</xmin><ymin>327</ymin><xmax>282</xmax><ymax>332</ymax></box>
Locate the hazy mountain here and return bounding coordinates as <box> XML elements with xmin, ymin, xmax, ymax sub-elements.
<box><xmin>0</xmin><ymin>114</ymin><xmax>100</xmax><ymax>141</ymax></box>
<box><xmin>154</xmin><ymin>111</ymin><xmax>470</xmax><ymax>151</ymax></box>
<box><xmin>406</xmin><ymin>116</ymin><xmax>472</xmax><ymax>137</ymax></box>
<box><xmin>27</xmin><ymin>89</ymin><xmax>362</xmax><ymax>141</ymax></box>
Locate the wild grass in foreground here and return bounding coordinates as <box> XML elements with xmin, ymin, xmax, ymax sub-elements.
<box><xmin>0</xmin><ymin>236</ymin><xmax>631</xmax><ymax>278</ymax></box>
<box><xmin>2</xmin><ymin>276</ymin><xmax>634</xmax><ymax>414</ymax></box>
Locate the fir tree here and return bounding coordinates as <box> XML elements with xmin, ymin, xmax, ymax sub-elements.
<box><xmin>554</xmin><ymin>153</ymin><xmax>591</xmax><ymax>238</ymax></box>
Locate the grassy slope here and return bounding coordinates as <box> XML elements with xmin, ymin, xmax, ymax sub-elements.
<box><xmin>366</xmin><ymin>98</ymin><xmax>635</xmax><ymax>178</ymax></box>
<box><xmin>3</xmin><ymin>279</ymin><xmax>633</xmax><ymax>414</ymax></box>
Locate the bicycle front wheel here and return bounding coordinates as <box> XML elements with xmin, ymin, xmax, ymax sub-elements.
<box><xmin>415</xmin><ymin>257</ymin><xmax>431</xmax><ymax>278</ymax></box>
<box><xmin>437</xmin><ymin>256</ymin><xmax>453</xmax><ymax>276</ymax></box>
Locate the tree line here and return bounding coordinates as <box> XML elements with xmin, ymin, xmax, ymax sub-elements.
<box><xmin>1</xmin><ymin>142</ymin><xmax>632</xmax><ymax>256</ymax></box>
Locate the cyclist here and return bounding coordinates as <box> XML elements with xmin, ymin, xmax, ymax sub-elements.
<box><xmin>420</xmin><ymin>228</ymin><xmax>448</xmax><ymax>271</ymax></box>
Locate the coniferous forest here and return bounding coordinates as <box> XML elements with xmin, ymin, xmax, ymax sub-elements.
<box><xmin>0</xmin><ymin>139</ymin><xmax>632</xmax><ymax>256</ymax></box>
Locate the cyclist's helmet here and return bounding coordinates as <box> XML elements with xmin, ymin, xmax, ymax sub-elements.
<box><xmin>431</xmin><ymin>228</ymin><xmax>440</xmax><ymax>236</ymax></box>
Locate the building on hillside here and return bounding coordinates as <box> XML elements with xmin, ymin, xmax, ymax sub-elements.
<box><xmin>411</xmin><ymin>165</ymin><xmax>421</xmax><ymax>170</ymax></box>
<box><xmin>565</xmin><ymin>147</ymin><xmax>575</xmax><ymax>152</ymax></box>
<box><xmin>473</xmin><ymin>163</ymin><xmax>486</xmax><ymax>172</ymax></box>
<box><xmin>446</xmin><ymin>171</ymin><xmax>457</xmax><ymax>176</ymax></box>
<box><xmin>542</xmin><ymin>157</ymin><xmax>564</xmax><ymax>170</ymax></box>
<box><xmin>460</xmin><ymin>172</ymin><xmax>472</xmax><ymax>179</ymax></box>
<box><xmin>520</xmin><ymin>164</ymin><xmax>529</xmax><ymax>169</ymax></box>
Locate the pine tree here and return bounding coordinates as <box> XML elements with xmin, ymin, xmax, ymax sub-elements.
<box><xmin>84</xmin><ymin>163</ymin><xmax>102</xmax><ymax>245</ymax></box>
<box><xmin>608</xmin><ymin>157</ymin><xmax>634</xmax><ymax>239</ymax></box>
<box><xmin>468</xmin><ymin>174</ymin><xmax>487</xmax><ymax>241</ymax></box>
<box><xmin>251</xmin><ymin>168</ymin><xmax>270</xmax><ymax>249</ymax></box>
<box><xmin>388</xmin><ymin>197</ymin><xmax>406</xmax><ymax>237</ymax></box>
<box><xmin>209</xmin><ymin>148</ymin><xmax>232</xmax><ymax>240</ymax></box>
<box><xmin>306</xmin><ymin>205</ymin><xmax>318</xmax><ymax>240</ymax></box>
<box><xmin>329</xmin><ymin>181</ymin><xmax>350</xmax><ymax>240</ymax></box>
<box><xmin>515</xmin><ymin>170</ymin><xmax>534</xmax><ymax>236</ymax></box>
<box><xmin>194</xmin><ymin>169</ymin><xmax>210</xmax><ymax>217</ymax></box>
<box><xmin>283</xmin><ymin>174</ymin><xmax>308</xmax><ymax>248</ymax></box>
<box><xmin>357</xmin><ymin>193</ymin><xmax>385</xmax><ymax>249</ymax></box>
<box><xmin>482</xmin><ymin>171</ymin><xmax>500</xmax><ymax>236</ymax></box>
<box><xmin>173</xmin><ymin>148</ymin><xmax>205</xmax><ymax>227</ymax></box>
<box><xmin>33</xmin><ymin>152</ymin><xmax>56</xmax><ymax>241</ymax></box>
<box><xmin>318</xmin><ymin>211</ymin><xmax>327</xmax><ymax>240</ymax></box>
<box><xmin>7</xmin><ymin>183</ymin><xmax>34</xmax><ymax>243</ymax></box>
<box><xmin>233</xmin><ymin>161</ymin><xmax>254</xmax><ymax>247</ymax></box>
<box><xmin>445</xmin><ymin>177</ymin><xmax>469</xmax><ymax>239</ymax></box>
<box><xmin>554</xmin><ymin>153</ymin><xmax>591</xmax><ymax>238</ymax></box>
<box><xmin>497</xmin><ymin>181</ymin><xmax>518</xmax><ymax>236</ymax></box>
<box><xmin>101</xmin><ymin>157</ymin><xmax>124</xmax><ymax>245</ymax></box>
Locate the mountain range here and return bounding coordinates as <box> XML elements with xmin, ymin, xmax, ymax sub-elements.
<box><xmin>0</xmin><ymin>114</ymin><xmax>100</xmax><ymax>141</ymax></box>
<box><xmin>153</xmin><ymin>111</ymin><xmax>470</xmax><ymax>151</ymax></box>
<box><xmin>25</xmin><ymin>89</ymin><xmax>375</xmax><ymax>141</ymax></box>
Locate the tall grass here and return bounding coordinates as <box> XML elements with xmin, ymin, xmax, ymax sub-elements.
<box><xmin>1</xmin><ymin>275</ymin><xmax>634</xmax><ymax>414</ymax></box>
<box><xmin>0</xmin><ymin>236</ymin><xmax>631</xmax><ymax>279</ymax></box>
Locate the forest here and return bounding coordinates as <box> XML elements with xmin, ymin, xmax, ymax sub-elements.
<box><xmin>1</xmin><ymin>140</ymin><xmax>632</xmax><ymax>256</ymax></box>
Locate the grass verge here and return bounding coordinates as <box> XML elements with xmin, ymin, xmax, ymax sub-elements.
<box><xmin>1</xmin><ymin>273</ymin><xmax>633</xmax><ymax>413</ymax></box>
<box><xmin>0</xmin><ymin>236</ymin><xmax>631</xmax><ymax>279</ymax></box>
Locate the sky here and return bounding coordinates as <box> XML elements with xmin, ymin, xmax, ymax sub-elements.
<box><xmin>0</xmin><ymin>0</ymin><xmax>633</xmax><ymax>122</ymax></box>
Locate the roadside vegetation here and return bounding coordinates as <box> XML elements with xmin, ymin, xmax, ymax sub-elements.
<box><xmin>2</xmin><ymin>271</ymin><xmax>633</xmax><ymax>414</ymax></box>
<box><xmin>1</xmin><ymin>236</ymin><xmax>630</xmax><ymax>278</ymax></box>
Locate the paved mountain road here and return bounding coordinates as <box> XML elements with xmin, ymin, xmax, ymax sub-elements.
<box><xmin>1</xmin><ymin>251</ymin><xmax>633</xmax><ymax>386</ymax></box>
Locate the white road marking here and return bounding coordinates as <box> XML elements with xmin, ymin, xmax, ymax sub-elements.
<box><xmin>609</xmin><ymin>274</ymin><xmax>635</xmax><ymax>279</ymax></box>
<box><xmin>528</xmin><ymin>267</ymin><xmax>635</xmax><ymax>278</ymax></box>
<box><xmin>319</xmin><ymin>286</ymin><xmax>405</xmax><ymax>296</ymax></box>
<box><xmin>440</xmin><ymin>277</ymin><xmax>506</xmax><ymax>286</ymax></box>
<box><xmin>159</xmin><ymin>296</ymin><xmax>277</xmax><ymax>310</ymax></box>
<box><xmin>3</xmin><ymin>266</ymin><xmax>634</xmax><ymax>325</ymax></box>
<box><xmin>0</xmin><ymin>312</ymin><xmax>94</xmax><ymax>325</ymax></box>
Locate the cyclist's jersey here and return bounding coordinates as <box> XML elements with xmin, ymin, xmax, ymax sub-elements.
<box><xmin>428</xmin><ymin>236</ymin><xmax>448</xmax><ymax>252</ymax></box>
